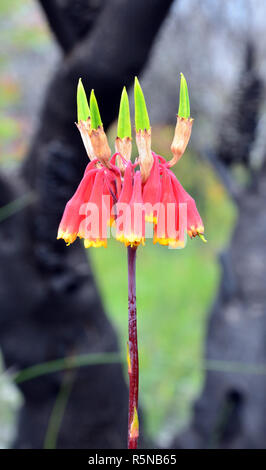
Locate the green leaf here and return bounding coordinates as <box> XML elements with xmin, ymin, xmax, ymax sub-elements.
<box><xmin>13</xmin><ymin>352</ymin><xmax>123</xmax><ymax>384</ymax></box>
<box><xmin>178</xmin><ymin>73</ymin><xmax>190</xmax><ymax>118</ymax></box>
<box><xmin>117</xmin><ymin>87</ymin><xmax>131</xmax><ymax>139</ymax></box>
<box><xmin>134</xmin><ymin>77</ymin><xmax>150</xmax><ymax>132</ymax></box>
<box><xmin>90</xmin><ymin>89</ymin><xmax>103</xmax><ymax>129</ymax></box>
<box><xmin>77</xmin><ymin>78</ymin><xmax>90</xmax><ymax>122</ymax></box>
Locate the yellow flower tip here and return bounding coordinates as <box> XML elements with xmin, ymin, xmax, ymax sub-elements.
<box><xmin>197</xmin><ymin>225</ymin><xmax>205</xmax><ymax>234</ymax></box>
<box><xmin>153</xmin><ymin>236</ymin><xmax>184</xmax><ymax>248</ymax></box>
<box><xmin>188</xmin><ymin>225</ymin><xmax>206</xmax><ymax>241</ymax></box>
<box><xmin>169</xmin><ymin>239</ymin><xmax>185</xmax><ymax>249</ymax></box>
<box><xmin>145</xmin><ymin>214</ymin><xmax>157</xmax><ymax>224</ymax></box>
<box><xmin>127</xmin><ymin>236</ymin><xmax>145</xmax><ymax>248</ymax></box>
<box><xmin>118</xmin><ymin>232</ymin><xmax>145</xmax><ymax>247</ymax></box>
<box><xmin>132</xmin><ymin>238</ymin><xmax>145</xmax><ymax>248</ymax></box>
<box><xmin>188</xmin><ymin>225</ymin><xmax>197</xmax><ymax>238</ymax></box>
<box><xmin>57</xmin><ymin>229</ymin><xmax>63</xmax><ymax>240</ymax></box>
<box><xmin>116</xmin><ymin>233</ymin><xmax>126</xmax><ymax>244</ymax></box>
<box><xmin>130</xmin><ymin>407</ymin><xmax>139</xmax><ymax>440</ymax></box>
<box><xmin>57</xmin><ymin>230</ymin><xmax>77</xmax><ymax>245</ymax></box>
<box><xmin>84</xmin><ymin>239</ymin><xmax>107</xmax><ymax>248</ymax></box>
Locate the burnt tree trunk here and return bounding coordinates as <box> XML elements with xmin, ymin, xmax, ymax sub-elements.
<box><xmin>172</xmin><ymin>42</ymin><xmax>266</xmax><ymax>449</ymax></box>
<box><xmin>0</xmin><ymin>0</ymin><xmax>174</xmax><ymax>448</ymax></box>
<box><xmin>174</xmin><ymin>173</ymin><xmax>266</xmax><ymax>448</ymax></box>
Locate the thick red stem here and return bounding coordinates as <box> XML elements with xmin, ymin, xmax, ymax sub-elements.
<box><xmin>127</xmin><ymin>245</ymin><xmax>139</xmax><ymax>449</ymax></box>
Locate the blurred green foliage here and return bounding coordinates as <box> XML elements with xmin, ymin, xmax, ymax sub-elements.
<box><xmin>0</xmin><ymin>0</ymin><xmax>49</xmax><ymax>167</ymax></box>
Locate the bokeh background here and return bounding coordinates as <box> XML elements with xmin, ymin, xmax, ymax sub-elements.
<box><xmin>0</xmin><ymin>0</ymin><xmax>265</xmax><ymax>449</ymax></box>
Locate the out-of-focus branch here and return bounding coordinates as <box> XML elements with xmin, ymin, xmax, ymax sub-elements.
<box><xmin>38</xmin><ymin>0</ymin><xmax>76</xmax><ymax>53</ymax></box>
<box><xmin>37</xmin><ymin>0</ymin><xmax>107</xmax><ymax>53</ymax></box>
<box><xmin>216</xmin><ymin>41</ymin><xmax>262</xmax><ymax>169</ymax></box>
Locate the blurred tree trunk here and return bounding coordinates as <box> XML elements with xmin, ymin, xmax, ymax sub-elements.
<box><xmin>0</xmin><ymin>0</ymin><xmax>173</xmax><ymax>449</ymax></box>
<box><xmin>173</xmin><ymin>42</ymin><xmax>266</xmax><ymax>449</ymax></box>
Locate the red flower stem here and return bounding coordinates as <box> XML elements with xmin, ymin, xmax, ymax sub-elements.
<box><xmin>127</xmin><ymin>245</ymin><xmax>139</xmax><ymax>449</ymax></box>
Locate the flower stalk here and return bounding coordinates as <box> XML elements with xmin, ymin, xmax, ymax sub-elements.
<box><xmin>127</xmin><ymin>245</ymin><xmax>139</xmax><ymax>449</ymax></box>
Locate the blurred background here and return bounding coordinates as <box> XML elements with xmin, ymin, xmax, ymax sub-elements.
<box><xmin>0</xmin><ymin>0</ymin><xmax>265</xmax><ymax>449</ymax></box>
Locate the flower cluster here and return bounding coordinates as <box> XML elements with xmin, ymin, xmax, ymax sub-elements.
<box><xmin>57</xmin><ymin>76</ymin><xmax>205</xmax><ymax>249</ymax></box>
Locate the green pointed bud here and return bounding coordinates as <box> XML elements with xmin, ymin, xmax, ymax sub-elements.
<box><xmin>198</xmin><ymin>233</ymin><xmax>207</xmax><ymax>243</ymax></box>
<box><xmin>77</xmin><ymin>78</ymin><xmax>90</xmax><ymax>122</ymax></box>
<box><xmin>178</xmin><ymin>73</ymin><xmax>190</xmax><ymax>119</ymax></box>
<box><xmin>134</xmin><ymin>77</ymin><xmax>150</xmax><ymax>132</ymax></box>
<box><xmin>117</xmin><ymin>87</ymin><xmax>131</xmax><ymax>139</ymax></box>
<box><xmin>90</xmin><ymin>89</ymin><xmax>103</xmax><ymax>130</ymax></box>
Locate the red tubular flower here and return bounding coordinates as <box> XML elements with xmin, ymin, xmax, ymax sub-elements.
<box><xmin>153</xmin><ymin>166</ymin><xmax>181</xmax><ymax>247</ymax></box>
<box><xmin>142</xmin><ymin>154</ymin><xmax>161</xmax><ymax>223</ymax></box>
<box><xmin>103</xmin><ymin>165</ymin><xmax>121</xmax><ymax>227</ymax></box>
<box><xmin>58</xmin><ymin>156</ymin><xmax>122</xmax><ymax>248</ymax></box>
<box><xmin>116</xmin><ymin>161</ymin><xmax>133</xmax><ymax>244</ymax></box>
<box><xmin>78</xmin><ymin>169</ymin><xmax>111</xmax><ymax>248</ymax></box>
<box><xmin>122</xmin><ymin>170</ymin><xmax>145</xmax><ymax>247</ymax></box>
<box><xmin>57</xmin><ymin>168</ymin><xmax>97</xmax><ymax>245</ymax></box>
<box><xmin>58</xmin><ymin>76</ymin><xmax>205</xmax><ymax>251</ymax></box>
<box><xmin>170</xmin><ymin>171</ymin><xmax>204</xmax><ymax>238</ymax></box>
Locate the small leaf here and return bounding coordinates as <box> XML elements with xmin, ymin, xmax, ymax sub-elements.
<box><xmin>134</xmin><ymin>77</ymin><xmax>150</xmax><ymax>132</ymax></box>
<box><xmin>178</xmin><ymin>73</ymin><xmax>190</xmax><ymax>119</ymax></box>
<box><xmin>77</xmin><ymin>78</ymin><xmax>90</xmax><ymax>122</ymax></box>
<box><xmin>117</xmin><ymin>87</ymin><xmax>131</xmax><ymax>139</ymax></box>
<box><xmin>90</xmin><ymin>89</ymin><xmax>102</xmax><ymax>129</ymax></box>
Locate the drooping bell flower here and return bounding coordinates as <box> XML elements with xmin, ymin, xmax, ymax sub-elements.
<box><xmin>116</xmin><ymin>161</ymin><xmax>133</xmax><ymax>244</ymax></box>
<box><xmin>156</xmin><ymin>73</ymin><xmax>205</xmax><ymax>243</ymax></box>
<box><xmin>142</xmin><ymin>153</ymin><xmax>161</xmax><ymax>223</ymax></box>
<box><xmin>58</xmin><ymin>87</ymin><xmax>119</xmax><ymax>248</ymax></box>
<box><xmin>103</xmin><ymin>163</ymin><xmax>121</xmax><ymax>227</ymax></box>
<box><xmin>57</xmin><ymin>167</ymin><xmax>97</xmax><ymax>245</ymax></box>
<box><xmin>153</xmin><ymin>165</ymin><xmax>180</xmax><ymax>247</ymax></box>
<box><xmin>122</xmin><ymin>170</ymin><xmax>145</xmax><ymax>247</ymax></box>
<box><xmin>170</xmin><ymin>172</ymin><xmax>204</xmax><ymax>238</ymax></box>
<box><xmin>79</xmin><ymin>169</ymin><xmax>110</xmax><ymax>248</ymax></box>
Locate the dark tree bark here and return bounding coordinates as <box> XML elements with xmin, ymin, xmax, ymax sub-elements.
<box><xmin>0</xmin><ymin>0</ymin><xmax>174</xmax><ymax>448</ymax></box>
<box><xmin>38</xmin><ymin>0</ymin><xmax>107</xmax><ymax>52</ymax></box>
<box><xmin>217</xmin><ymin>42</ymin><xmax>262</xmax><ymax>168</ymax></box>
<box><xmin>172</xmin><ymin>41</ymin><xmax>266</xmax><ymax>449</ymax></box>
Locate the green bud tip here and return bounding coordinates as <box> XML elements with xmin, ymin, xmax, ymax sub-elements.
<box><xmin>178</xmin><ymin>73</ymin><xmax>190</xmax><ymax>119</ymax></box>
<box><xmin>77</xmin><ymin>78</ymin><xmax>90</xmax><ymax>122</ymax></box>
<box><xmin>90</xmin><ymin>89</ymin><xmax>103</xmax><ymax>130</ymax></box>
<box><xmin>134</xmin><ymin>77</ymin><xmax>150</xmax><ymax>132</ymax></box>
<box><xmin>117</xmin><ymin>87</ymin><xmax>132</xmax><ymax>139</ymax></box>
<box><xmin>198</xmin><ymin>233</ymin><xmax>207</xmax><ymax>243</ymax></box>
